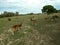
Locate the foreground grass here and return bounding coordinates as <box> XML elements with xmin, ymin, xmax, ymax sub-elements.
<box><xmin>0</xmin><ymin>13</ymin><xmax>60</xmax><ymax>45</ymax></box>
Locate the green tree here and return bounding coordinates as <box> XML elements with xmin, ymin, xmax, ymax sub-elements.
<box><xmin>42</xmin><ymin>5</ymin><xmax>57</xmax><ymax>15</ymax></box>
<box><xmin>15</xmin><ymin>12</ymin><xmax>19</xmax><ymax>16</ymax></box>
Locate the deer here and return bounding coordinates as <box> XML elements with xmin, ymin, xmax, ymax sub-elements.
<box><xmin>8</xmin><ymin>23</ymin><xmax>23</xmax><ymax>36</ymax></box>
<box><xmin>12</xmin><ymin>23</ymin><xmax>23</xmax><ymax>32</ymax></box>
<box><xmin>8</xmin><ymin>18</ymin><xmax>11</xmax><ymax>21</ymax></box>
<box><xmin>30</xmin><ymin>16</ymin><xmax>37</xmax><ymax>22</ymax></box>
<box><xmin>17</xmin><ymin>23</ymin><xmax>23</xmax><ymax>29</ymax></box>
<box><xmin>45</xmin><ymin>17</ymin><xmax>49</xmax><ymax>20</ymax></box>
<box><xmin>50</xmin><ymin>15</ymin><xmax>59</xmax><ymax>22</ymax></box>
<box><xmin>30</xmin><ymin>16</ymin><xmax>37</xmax><ymax>25</ymax></box>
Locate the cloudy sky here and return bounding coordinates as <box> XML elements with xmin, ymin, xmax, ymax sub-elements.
<box><xmin>0</xmin><ymin>0</ymin><xmax>60</xmax><ymax>14</ymax></box>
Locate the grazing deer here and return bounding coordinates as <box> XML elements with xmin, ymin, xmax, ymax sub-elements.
<box><xmin>12</xmin><ymin>23</ymin><xmax>23</xmax><ymax>31</ymax></box>
<box><xmin>12</xmin><ymin>25</ymin><xmax>18</xmax><ymax>31</ymax></box>
<box><xmin>30</xmin><ymin>16</ymin><xmax>37</xmax><ymax>23</ymax></box>
<box><xmin>44</xmin><ymin>16</ymin><xmax>50</xmax><ymax>20</ymax></box>
<box><xmin>17</xmin><ymin>23</ymin><xmax>23</xmax><ymax>29</ymax></box>
<box><xmin>8</xmin><ymin>18</ymin><xmax>11</xmax><ymax>21</ymax></box>
<box><xmin>52</xmin><ymin>15</ymin><xmax>59</xmax><ymax>19</ymax></box>
<box><xmin>50</xmin><ymin>15</ymin><xmax>59</xmax><ymax>22</ymax></box>
<box><xmin>8</xmin><ymin>23</ymin><xmax>23</xmax><ymax>35</ymax></box>
<box><xmin>30</xmin><ymin>16</ymin><xmax>37</xmax><ymax>25</ymax></box>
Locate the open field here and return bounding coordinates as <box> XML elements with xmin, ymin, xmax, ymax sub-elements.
<box><xmin>0</xmin><ymin>13</ymin><xmax>60</xmax><ymax>45</ymax></box>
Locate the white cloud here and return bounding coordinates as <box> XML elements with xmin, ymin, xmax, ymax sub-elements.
<box><xmin>0</xmin><ymin>0</ymin><xmax>60</xmax><ymax>7</ymax></box>
<box><xmin>0</xmin><ymin>0</ymin><xmax>60</xmax><ymax>13</ymax></box>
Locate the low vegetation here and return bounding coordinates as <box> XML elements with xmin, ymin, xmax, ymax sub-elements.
<box><xmin>0</xmin><ymin>13</ymin><xmax>60</xmax><ymax>45</ymax></box>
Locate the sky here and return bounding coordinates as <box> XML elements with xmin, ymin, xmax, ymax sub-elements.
<box><xmin>0</xmin><ymin>0</ymin><xmax>60</xmax><ymax>14</ymax></box>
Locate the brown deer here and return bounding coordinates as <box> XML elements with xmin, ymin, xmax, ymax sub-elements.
<box><xmin>17</xmin><ymin>23</ymin><xmax>23</xmax><ymax>29</ymax></box>
<box><xmin>12</xmin><ymin>23</ymin><xmax>23</xmax><ymax>31</ymax></box>
<box><xmin>30</xmin><ymin>16</ymin><xmax>37</xmax><ymax>25</ymax></box>
<box><xmin>12</xmin><ymin>25</ymin><xmax>18</xmax><ymax>30</ymax></box>
<box><xmin>30</xmin><ymin>16</ymin><xmax>37</xmax><ymax>23</ymax></box>
<box><xmin>50</xmin><ymin>15</ymin><xmax>59</xmax><ymax>22</ymax></box>
<box><xmin>44</xmin><ymin>16</ymin><xmax>50</xmax><ymax>20</ymax></box>
<box><xmin>8</xmin><ymin>18</ymin><xmax>11</xmax><ymax>21</ymax></box>
<box><xmin>8</xmin><ymin>23</ymin><xmax>23</xmax><ymax>35</ymax></box>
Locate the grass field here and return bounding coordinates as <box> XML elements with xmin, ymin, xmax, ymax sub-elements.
<box><xmin>0</xmin><ymin>13</ymin><xmax>60</xmax><ymax>45</ymax></box>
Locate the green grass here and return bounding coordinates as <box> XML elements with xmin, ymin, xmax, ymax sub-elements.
<box><xmin>0</xmin><ymin>13</ymin><xmax>60</xmax><ymax>45</ymax></box>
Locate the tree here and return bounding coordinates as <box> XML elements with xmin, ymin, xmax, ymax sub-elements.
<box><xmin>42</xmin><ymin>5</ymin><xmax>57</xmax><ymax>15</ymax></box>
<box><xmin>15</xmin><ymin>12</ymin><xmax>19</xmax><ymax>16</ymax></box>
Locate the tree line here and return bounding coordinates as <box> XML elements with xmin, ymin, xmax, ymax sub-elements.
<box><xmin>0</xmin><ymin>11</ymin><xmax>19</xmax><ymax>18</ymax></box>
<box><xmin>0</xmin><ymin>5</ymin><xmax>60</xmax><ymax>18</ymax></box>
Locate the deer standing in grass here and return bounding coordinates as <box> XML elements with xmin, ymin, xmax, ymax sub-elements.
<box><xmin>30</xmin><ymin>16</ymin><xmax>37</xmax><ymax>25</ymax></box>
<box><xmin>50</xmin><ymin>15</ymin><xmax>59</xmax><ymax>22</ymax></box>
<box><xmin>12</xmin><ymin>23</ymin><xmax>23</xmax><ymax>32</ymax></box>
<box><xmin>30</xmin><ymin>16</ymin><xmax>36</xmax><ymax>22</ymax></box>
<box><xmin>8</xmin><ymin>23</ymin><xmax>23</xmax><ymax>35</ymax></box>
<box><xmin>8</xmin><ymin>18</ymin><xmax>11</xmax><ymax>21</ymax></box>
<box><xmin>44</xmin><ymin>15</ymin><xmax>59</xmax><ymax>22</ymax></box>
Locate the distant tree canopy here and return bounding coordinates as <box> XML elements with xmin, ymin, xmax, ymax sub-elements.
<box><xmin>42</xmin><ymin>5</ymin><xmax>57</xmax><ymax>15</ymax></box>
<box><xmin>0</xmin><ymin>11</ymin><xmax>19</xmax><ymax>18</ymax></box>
<box><xmin>15</xmin><ymin>12</ymin><xmax>19</xmax><ymax>16</ymax></box>
<box><xmin>26</xmin><ymin>13</ymin><xmax>34</xmax><ymax>15</ymax></box>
